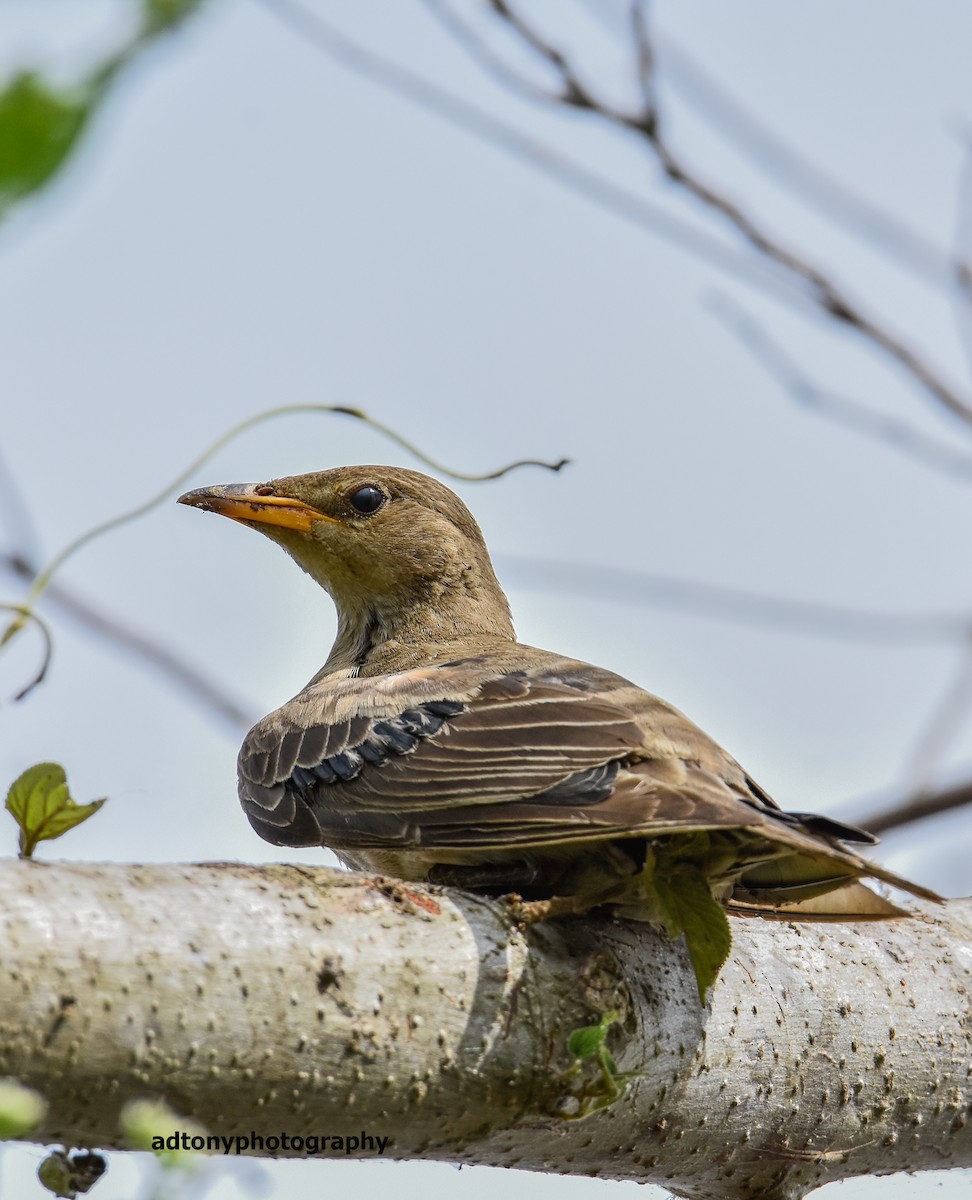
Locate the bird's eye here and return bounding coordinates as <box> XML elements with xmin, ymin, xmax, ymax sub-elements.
<box><xmin>347</xmin><ymin>485</ymin><xmax>386</xmax><ymax>515</ymax></box>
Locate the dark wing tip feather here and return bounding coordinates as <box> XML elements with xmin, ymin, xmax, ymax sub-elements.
<box><xmin>783</xmin><ymin>811</ymin><xmax>879</xmax><ymax>845</ymax></box>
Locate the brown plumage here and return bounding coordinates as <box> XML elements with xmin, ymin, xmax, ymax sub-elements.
<box><xmin>179</xmin><ymin>466</ymin><xmax>938</xmax><ymax>943</ymax></box>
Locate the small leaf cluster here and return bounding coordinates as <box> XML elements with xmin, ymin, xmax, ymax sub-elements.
<box><xmin>5</xmin><ymin>763</ymin><xmax>105</xmax><ymax>859</ymax></box>
<box><xmin>556</xmin><ymin>1010</ymin><xmax>629</xmax><ymax>1119</ymax></box>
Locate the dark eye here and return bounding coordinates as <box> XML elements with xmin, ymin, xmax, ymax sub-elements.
<box><xmin>348</xmin><ymin>485</ymin><xmax>386</xmax><ymax>515</ymax></box>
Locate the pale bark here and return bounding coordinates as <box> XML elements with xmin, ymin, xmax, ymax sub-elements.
<box><xmin>0</xmin><ymin>860</ymin><xmax>969</xmax><ymax>1200</ymax></box>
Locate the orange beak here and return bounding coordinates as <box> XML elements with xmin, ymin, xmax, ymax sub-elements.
<box><xmin>178</xmin><ymin>485</ymin><xmax>338</xmax><ymax>534</ymax></box>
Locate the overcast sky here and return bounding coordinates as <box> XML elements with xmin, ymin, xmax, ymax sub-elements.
<box><xmin>2</xmin><ymin>2</ymin><xmax>971</xmax><ymax>1197</ymax></box>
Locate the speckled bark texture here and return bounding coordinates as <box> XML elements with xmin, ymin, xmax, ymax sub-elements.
<box><xmin>0</xmin><ymin>860</ymin><xmax>968</xmax><ymax>1199</ymax></box>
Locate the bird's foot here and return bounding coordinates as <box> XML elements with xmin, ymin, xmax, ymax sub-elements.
<box><xmin>503</xmin><ymin>893</ymin><xmax>587</xmax><ymax>925</ymax></box>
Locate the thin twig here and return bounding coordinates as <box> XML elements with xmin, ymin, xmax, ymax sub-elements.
<box><xmin>259</xmin><ymin>0</ymin><xmax>972</xmax><ymax>427</ymax></box>
<box><xmin>708</xmin><ymin>293</ymin><xmax>972</xmax><ymax>482</ymax></box>
<box><xmin>579</xmin><ymin>0</ymin><xmax>961</xmax><ymax>287</ymax></box>
<box><xmin>483</xmin><ymin>2</ymin><xmax>972</xmax><ymax>428</ymax></box>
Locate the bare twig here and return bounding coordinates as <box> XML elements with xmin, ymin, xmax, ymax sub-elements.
<box><xmin>708</xmin><ymin>293</ymin><xmax>972</xmax><ymax>481</ymax></box>
<box><xmin>581</xmin><ymin>0</ymin><xmax>963</xmax><ymax>287</ymax></box>
<box><xmin>263</xmin><ymin>0</ymin><xmax>972</xmax><ymax>435</ymax></box>
<box><xmin>481</xmin><ymin>2</ymin><xmax>972</xmax><ymax>427</ymax></box>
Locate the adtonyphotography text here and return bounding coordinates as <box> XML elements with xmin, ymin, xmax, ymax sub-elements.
<box><xmin>151</xmin><ymin>1130</ymin><xmax>391</xmax><ymax>1156</ymax></box>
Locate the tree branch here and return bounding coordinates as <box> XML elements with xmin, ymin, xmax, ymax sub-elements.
<box><xmin>1</xmin><ymin>861</ymin><xmax>968</xmax><ymax>1199</ymax></box>
<box><xmin>480</xmin><ymin>2</ymin><xmax>972</xmax><ymax>428</ymax></box>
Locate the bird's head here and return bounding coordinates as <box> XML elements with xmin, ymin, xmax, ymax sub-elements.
<box><xmin>179</xmin><ymin>466</ymin><xmax>515</xmax><ymax>670</ymax></box>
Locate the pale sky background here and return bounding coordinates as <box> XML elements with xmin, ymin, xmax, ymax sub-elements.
<box><xmin>2</xmin><ymin>1</ymin><xmax>971</xmax><ymax>1197</ymax></box>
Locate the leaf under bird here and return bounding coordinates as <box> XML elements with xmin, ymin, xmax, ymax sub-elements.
<box><xmin>179</xmin><ymin>466</ymin><xmax>939</xmax><ymax>1000</ymax></box>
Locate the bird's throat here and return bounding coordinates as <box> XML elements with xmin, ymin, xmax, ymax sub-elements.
<box><xmin>322</xmin><ymin>588</ymin><xmax>515</xmax><ymax>677</ymax></box>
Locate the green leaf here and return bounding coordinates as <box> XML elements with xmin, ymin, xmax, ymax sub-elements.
<box><xmin>143</xmin><ymin>0</ymin><xmax>206</xmax><ymax>31</ymax></box>
<box><xmin>0</xmin><ymin>73</ymin><xmax>93</xmax><ymax>216</ymax></box>
<box><xmin>566</xmin><ymin>1023</ymin><xmax>607</xmax><ymax>1060</ymax></box>
<box><xmin>0</xmin><ymin>1</ymin><xmax>207</xmax><ymax>222</ymax></box>
<box><xmin>654</xmin><ymin>866</ymin><xmax>732</xmax><ymax>1004</ymax></box>
<box><xmin>6</xmin><ymin>763</ymin><xmax>105</xmax><ymax>858</ymax></box>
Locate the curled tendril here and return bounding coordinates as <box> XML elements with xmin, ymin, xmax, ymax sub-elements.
<box><xmin>2</xmin><ymin>404</ymin><xmax>567</xmax><ymax>699</ymax></box>
<box><xmin>0</xmin><ymin>605</ymin><xmax>54</xmax><ymax>702</ymax></box>
<box><xmin>24</xmin><ymin>405</ymin><xmax>567</xmax><ymax>612</ymax></box>
<box><xmin>329</xmin><ymin>407</ymin><xmax>570</xmax><ymax>480</ymax></box>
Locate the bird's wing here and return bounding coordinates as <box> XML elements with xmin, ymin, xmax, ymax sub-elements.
<box><xmin>238</xmin><ymin>661</ymin><xmax>645</xmax><ymax>845</ymax></box>
<box><xmin>236</xmin><ymin>654</ymin><xmax>933</xmax><ymax>904</ymax></box>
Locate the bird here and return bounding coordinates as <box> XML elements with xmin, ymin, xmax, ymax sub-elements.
<box><xmin>179</xmin><ymin>465</ymin><xmax>939</xmax><ymax>1000</ymax></box>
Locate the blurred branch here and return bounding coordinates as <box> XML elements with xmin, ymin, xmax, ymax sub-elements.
<box><xmin>0</xmin><ymin>447</ymin><xmax>41</xmax><ymax>567</ymax></box>
<box><xmin>420</xmin><ymin>0</ymin><xmax>557</xmax><ymax>101</ymax></box>
<box><xmin>1</xmin><ymin>550</ymin><xmax>255</xmax><ymax>731</ymax></box>
<box><xmin>897</xmin><ymin>632</ymin><xmax>972</xmax><ymax>798</ymax></box>
<box><xmin>708</xmin><ymin>293</ymin><xmax>972</xmax><ymax>482</ymax></box>
<box><xmin>254</xmin><ymin>0</ymin><xmax>831</xmax><ymax>307</ymax></box>
<box><xmin>861</xmin><ymin>631</ymin><xmax>972</xmax><ymax>837</ymax></box>
<box><xmin>656</xmin><ymin>35</ymin><xmax>959</xmax><ymax>289</ymax></box>
<box><xmin>0</xmin><ymin>439</ymin><xmax>254</xmax><ymax>727</ymax></box>
<box><xmin>950</xmin><ymin>118</ymin><xmax>972</xmax><ymax>378</ymax></box>
<box><xmin>497</xmin><ymin>553</ymin><xmax>969</xmax><ymax>644</ymax></box>
<box><xmin>479</xmin><ymin>1</ymin><xmax>972</xmax><ymax>428</ymax></box>
<box><xmin>860</xmin><ymin>777</ymin><xmax>972</xmax><ymax>836</ymax></box>
<box><xmin>263</xmin><ymin>0</ymin><xmax>972</xmax><ymax>431</ymax></box>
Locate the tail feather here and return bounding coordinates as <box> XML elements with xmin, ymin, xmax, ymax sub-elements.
<box><xmin>738</xmin><ymin>846</ymin><xmax>943</xmax><ymax>908</ymax></box>
<box><xmin>728</xmin><ymin>879</ymin><xmax>912</xmax><ymax>920</ymax></box>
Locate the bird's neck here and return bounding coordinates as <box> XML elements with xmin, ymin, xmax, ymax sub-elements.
<box><xmin>321</xmin><ymin>579</ymin><xmax>516</xmax><ymax>677</ymax></box>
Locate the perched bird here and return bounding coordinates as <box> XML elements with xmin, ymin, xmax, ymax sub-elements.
<box><xmin>179</xmin><ymin>466</ymin><xmax>938</xmax><ymax>1000</ymax></box>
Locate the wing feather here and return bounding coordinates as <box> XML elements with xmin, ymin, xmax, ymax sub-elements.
<box><xmin>236</xmin><ymin>654</ymin><xmax>939</xmax><ymax>905</ymax></box>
